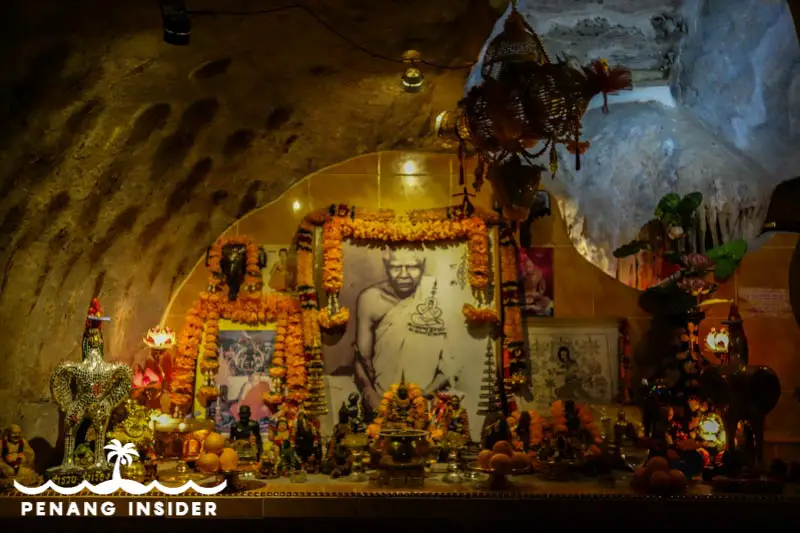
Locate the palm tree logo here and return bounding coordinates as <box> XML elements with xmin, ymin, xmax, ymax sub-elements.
<box><xmin>104</xmin><ymin>439</ymin><xmax>138</xmax><ymax>481</ymax></box>
<box><xmin>16</xmin><ymin>438</ymin><xmax>227</xmax><ymax>496</ymax></box>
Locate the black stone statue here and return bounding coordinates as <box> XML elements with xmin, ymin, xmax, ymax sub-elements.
<box><xmin>346</xmin><ymin>392</ymin><xmax>365</xmax><ymax>434</ymax></box>
<box><xmin>214</xmin><ymin>243</ymin><xmax>268</xmax><ymax>301</ymax></box>
<box><xmin>293</xmin><ymin>410</ymin><xmax>321</xmax><ymax>472</ymax></box>
<box><xmin>230</xmin><ymin>405</ymin><xmax>262</xmax><ymax>459</ymax></box>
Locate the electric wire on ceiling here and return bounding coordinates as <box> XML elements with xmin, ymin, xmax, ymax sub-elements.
<box><xmin>159</xmin><ymin>1</ymin><xmax>478</xmax><ymax>70</ymax></box>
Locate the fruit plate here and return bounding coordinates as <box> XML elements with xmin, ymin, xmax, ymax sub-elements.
<box><xmin>467</xmin><ymin>462</ymin><xmax>530</xmax><ymax>489</ymax></box>
<box><xmin>467</xmin><ymin>462</ymin><xmax>530</xmax><ymax>476</ymax></box>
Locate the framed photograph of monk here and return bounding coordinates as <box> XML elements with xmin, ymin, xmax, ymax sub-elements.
<box><xmin>519</xmin><ymin>246</ymin><xmax>554</xmax><ymax>317</ymax></box>
<box><xmin>319</xmin><ymin>235</ymin><xmax>495</xmax><ymax>442</ymax></box>
<box><xmin>193</xmin><ymin>320</ymin><xmax>277</xmax><ymax>433</ymax></box>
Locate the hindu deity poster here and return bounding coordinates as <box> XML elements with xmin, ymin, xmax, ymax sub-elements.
<box><xmin>320</xmin><ymin>240</ymin><xmax>493</xmax><ymax>442</ymax></box>
<box><xmin>193</xmin><ymin>320</ymin><xmax>277</xmax><ymax>432</ymax></box>
<box><xmin>519</xmin><ymin>246</ymin><xmax>554</xmax><ymax>317</ymax></box>
<box><xmin>260</xmin><ymin>244</ymin><xmax>295</xmax><ymax>294</ymax></box>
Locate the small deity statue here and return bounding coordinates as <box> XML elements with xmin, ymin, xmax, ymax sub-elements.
<box><xmin>293</xmin><ymin>409</ymin><xmax>321</xmax><ymax>471</ymax></box>
<box><xmin>649</xmin><ymin>406</ymin><xmax>684</xmax><ymax>458</ymax></box>
<box><xmin>480</xmin><ymin>412</ymin><xmax>512</xmax><ymax>451</ymax></box>
<box><xmin>259</xmin><ymin>441</ymin><xmax>280</xmax><ymax>478</ymax></box>
<box><xmin>384</xmin><ymin>376</ymin><xmax>428</xmax><ymax>430</ymax></box>
<box><xmin>230</xmin><ymin>405</ymin><xmax>262</xmax><ymax>461</ymax></box>
<box><xmin>613</xmin><ymin>410</ymin><xmax>640</xmax><ymax>446</ymax></box>
<box><xmin>49</xmin><ymin>299</ymin><xmax>133</xmax><ymax>474</ymax></box>
<box><xmin>388</xmin><ymin>380</ymin><xmax>413</xmax><ymax>427</ymax></box>
<box><xmin>0</xmin><ymin>425</ymin><xmax>36</xmax><ymax>480</ymax></box>
<box><xmin>369</xmin><ymin>375</ymin><xmax>429</xmax><ymax>436</ymax></box>
<box><xmin>278</xmin><ymin>439</ymin><xmax>301</xmax><ymax>476</ymax></box>
<box><xmin>642</xmin><ymin>378</ymin><xmax>672</xmax><ymax>438</ymax></box>
<box><xmin>443</xmin><ymin>395</ymin><xmax>470</xmax><ymax>440</ymax></box>
<box><xmin>345</xmin><ymin>392</ymin><xmax>366</xmax><ymax>434</ymax></box>
<box><xmin>324</xmin><ymin>407</ymin><xmax>353</xmax><ymax>476</ymax></box>
<box><xmin>516</xmin><ymin>411</ymin><xmax>532</xmax><ymax>452</ymax></box>
<box><xmin>270</xmin><ymin>418</ymin><xmax>292</xmax><ymax>446</ymax></box>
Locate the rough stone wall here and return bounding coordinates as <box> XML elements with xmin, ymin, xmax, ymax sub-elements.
<box><xmin>468</xmin><ymin>0</ymin><xmax>797</xmax><ymax>276</ymax></box>
<box><xmin>0</xmin><ymin>0</ymin><xmax>494</xmax><ymax>439</ymax></box>
<box><xmin>672</xmin><ymin>0</ymin><xmax>800</xmax><ymax>176</ymax></box>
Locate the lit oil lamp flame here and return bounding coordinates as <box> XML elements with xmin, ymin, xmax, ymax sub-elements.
<box><xmin>697</xmin><ymin>413</ymin><xmax>726</xmax><ymax>449</ymax></box>
<box><xmin>705</xmin><ymin>327</ymin><xmax>729</xmax><ymax>353</ymax></box>
<box><xmin>144</xmin><ymin>326</ymin><xmax>176</xmax><ymax>350</ymax></box>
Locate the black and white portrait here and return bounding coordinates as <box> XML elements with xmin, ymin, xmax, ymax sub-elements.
<box><xmin>321</xmin><ymin>240</ymin><xmax>492</xmax><ymax>441</ymax></box>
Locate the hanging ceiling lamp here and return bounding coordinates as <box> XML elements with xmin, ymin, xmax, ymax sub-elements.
<box><xmin>437</xmin><ymin>0</ymin><xmax>632</xmax><ymax>216</ymax></box>
<box><xmin>401</xmin><ymin>50</ymin><xmax>424</xmax><ymax>93</ymax></box>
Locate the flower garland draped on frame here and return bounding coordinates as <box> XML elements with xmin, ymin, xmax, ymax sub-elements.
<box><xmin>170</xmin><ymin>203</ymin><xmax>527</xmax><ymax>414</ymax></box>
<box><xmin>317</xmin><ymin>204</ymin><xmax>494</xmax><ymax>329</ymax></box>
<box><xmin>169</xmin><ymin>235</ymin><xmax>312</xmax><ymax>415</ymax></box>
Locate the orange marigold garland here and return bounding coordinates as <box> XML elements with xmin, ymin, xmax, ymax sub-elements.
<box><xmin>169</xmin><ymin>234</ymin><xmax>310</xmax><ymax>416</ymax></box>
<box><xmin>285</xmin><ymin>312</ymin><xmax>309</xmax><ymax>403</ymax></box>
<box><xmin>318</xmin><ymin>205</ymin><xmax>351</xmax><ymax>330</ymax></box>
<box><xmin>206</xmin><ymin>236</ymin><xmax>263</xmax><ymax>293</ymax></box>
<box><xmin>550</xmin><ymin>400</ymin><xmax>602</xmax><ymax>445</ymax></box>
<box><xmin>462</xmin><ymin>303</ymin><xmax>499</xmax><ymax>324</ymax></box>
<box><xmin>318</xmin><ymin>204</ymin><xmax>494</xmax><ymax>329</ymax></box>
<box><xmin>264</xmin><ymin>313</ymin><xmax>289</xmax><ymax>406</ymax></box>
<box><xmin>500</xmin><ymin>226</ymin><xmax>526</xmax><ymax>388</ymax></box>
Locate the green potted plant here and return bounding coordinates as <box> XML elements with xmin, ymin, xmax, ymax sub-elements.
<box><xmin>613</xmin><ymin>192</ymin><xmax>748</xmax><ymax>407</ymax></box>
<box><xmin>613</xmin><ymin>191</ymin><xmax>747</xmax><ymax>315</ymax></box>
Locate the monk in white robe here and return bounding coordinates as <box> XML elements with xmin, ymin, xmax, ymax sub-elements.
<box><xmin>354</xmin><ymin>250</ymin><xmax>452</xmax><ymax>412</ymax></box>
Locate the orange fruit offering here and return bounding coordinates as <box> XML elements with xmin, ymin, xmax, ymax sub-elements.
<box><xmin>203</xmin><ymin>432</ymin><xmax>225</xmax><ymax>455</ymax></box>
<box><xmin>510</xmin><ymin>452</ymin><xmax>530</xmax><ymax>471</ymax></box>
<box><xmin>666</xmin><ymin>449</ymin><xmax>680</xmax><ymax>463</ymax></box>
<box><xmin>489</xmin><ymin>453</ymin><xmax>512</xmax><ymax>475</ymax></box>
<box><xmin>491</xmin><ymin>440</ymin><xmax>514</xmax><ymax>457</ymax></box>
<box><xmin>645</xmin><ymin>456</ymin><xmax>669</xmax><ymax>474</ymax></box>
<box><xmin>196</xmin><ymin>452</ymin><xmax>221</xmax><ymax>474</ymax></box>
<box><xmin>219</xmin><ymin>447</ymin><xmax>239</xmax><ymax>471</ymax></box>
<box><xmin>631</xmin><ymin>466</ymin><xmax>649</xmax><ymax>489</ymax></box>
<box><xmin>477</xmin><ymin>449</ymin><xmax>494</xmax><ymax>469</ymax></box>
<box><xmin>649</xmin><ymin>470</ymin><xmax>671</xmax><ymax>490</ymax></box>
<box><xmin>668</xmin><ymin>469</ymin><xmax>688</xmax><ymax>489</ymax></box>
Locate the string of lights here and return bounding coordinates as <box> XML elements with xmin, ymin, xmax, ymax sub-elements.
<box><xmin>159</xmin><ymin>1</ymin><xmax>478</xmax><ymax>71</ymax></box>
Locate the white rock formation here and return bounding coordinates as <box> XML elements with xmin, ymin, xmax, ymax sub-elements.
<box><xmin>466</xmin><ymin>0</ymin><xmax>796</xmax><ymax>276</ymax></box>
